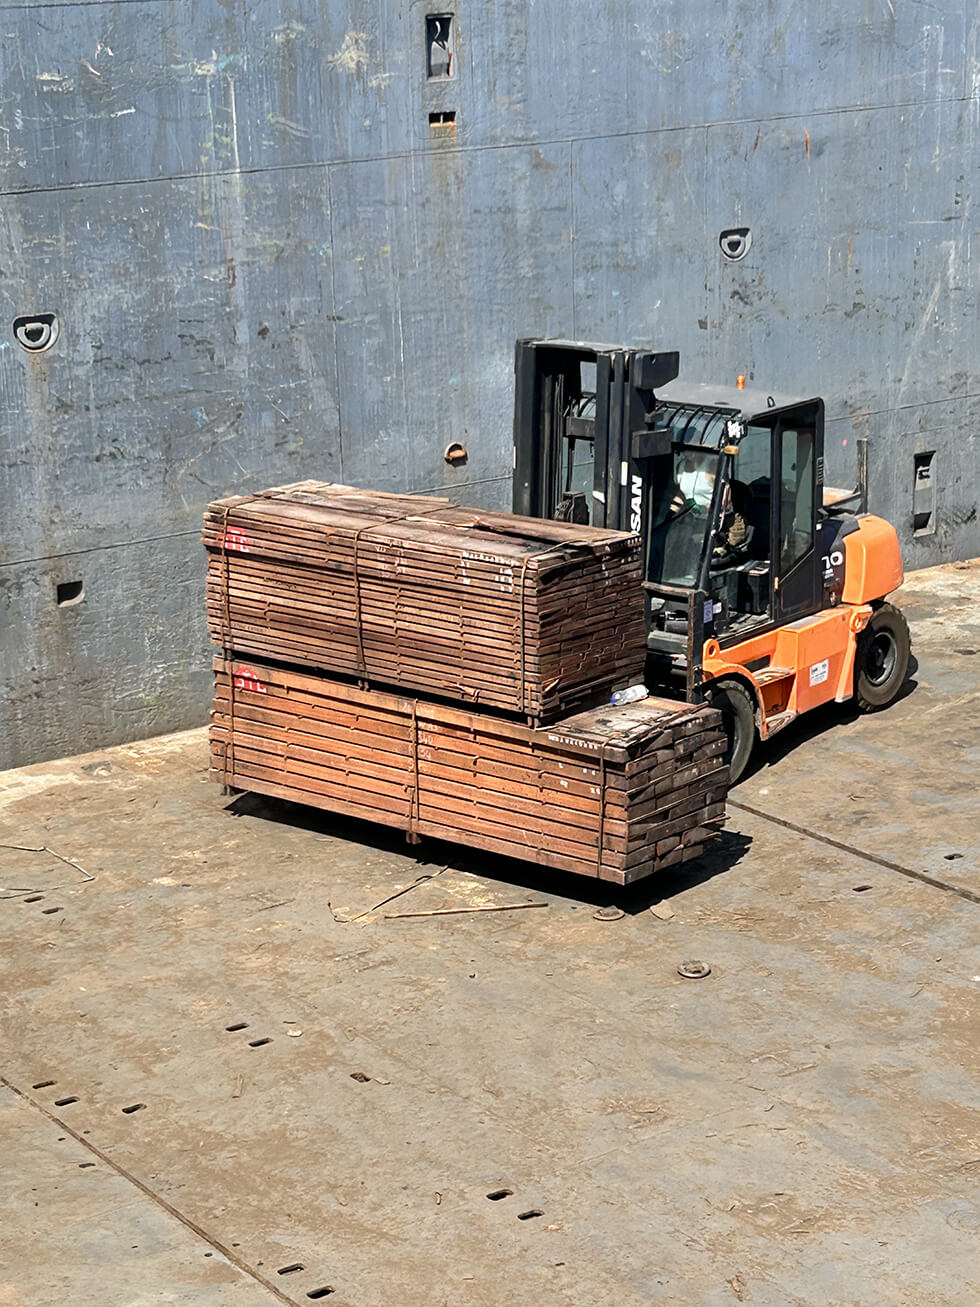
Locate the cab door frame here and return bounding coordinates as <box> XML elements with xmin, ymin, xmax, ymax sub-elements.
<box><xmin>771</xmin><ymin>402</ymin><xmax>824</xmax><ymax>625</ymax></box>
<box><xmin>712</xmin><ymin>399</ymin><xmax>824</xmax><ymax>647</ymax></box>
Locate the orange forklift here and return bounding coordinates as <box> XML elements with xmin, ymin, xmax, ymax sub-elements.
<box><xmin>513</xmin><ymin>339</ymin><xmax>910</xmax><ymax>780</ymax></box>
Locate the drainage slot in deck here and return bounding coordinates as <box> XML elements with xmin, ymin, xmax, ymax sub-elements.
<box><xmin>248</xmin><ymin>1037</ymin><xmax>272</xmax><ymax>1047</ymax></box>
<box><xmin>121</xmin><ymin>1102</ymin><xmax>146</xmax><ymax>1114</ymax></box>
<box><xmin>24</xmin><ymin>895</ymin><xmax>44</xmax><ymax>903</ymax></box>
<box><xmin>78</xmin><ymin>1162</ymin><xmax>96</xmax><ymax>1169</ymax></box>
<box><xmin>277</xmin><ymin>1264</ymin><xmax>304</xmax><ymax>1276</ymax></box>
<box><xmin>226</xmin><ymin>1022</ymin><xmax>249</xmax><ymax>1031</ymax></box>
<box><xmin>307</xmin><ymin>1289</ymin><xmax>335</xmax><ymax>1300</ymax></box>
<box><xmin>912</xmin><ymin>450</ymin><xmax>936</xmax><ymax>537</ymax></box>
<box><xmin>54</xmin><ymin>1096</ymin><xmax>79</xmax><ymax>1106</ymax></box>
<box><xmin>32</xmin><ymin>1080</ymin><xmax>56</xmax><ymax>1089</ymax></box>
<box><xmin>42</xmin><ymin>906</ymin><xmax>62</xmax><ymax>914</ymax></box>
<box><xmin>517</xmin><ymin>1209</ymin><xmax>543</xmax><ymax>1220</ymax></box>
<box><xmin>486</xmin><ymin>1188</ymin><xmax>513</xmax><ymax>1201</ymax></box>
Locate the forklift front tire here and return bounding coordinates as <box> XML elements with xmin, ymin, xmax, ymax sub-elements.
<box><xmin>704</xmin><ymin>678</ymin><xmax>756</xmax><ymax>784</ymax></box>
<box><xmin>855</xmin><ymin>601</ymin><xmax>911</xmax><ymax>712</ymax></box>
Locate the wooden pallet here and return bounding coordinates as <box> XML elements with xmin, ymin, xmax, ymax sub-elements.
<box><xmin>204</xmin><ymin>481</ymin><xmax>646</xmax><ymax>724</ymax></box>
<box><xmin>209</xmin><ymin>657</ymin><xmax>728</xmax><ymax>885</ymax></box>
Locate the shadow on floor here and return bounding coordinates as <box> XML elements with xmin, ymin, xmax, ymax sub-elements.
<box><xmin>221</xmin><ymin>660</ymin><xmax>919</xmax><ymax>915</ymax></box>
<box><xmin>224</xmin><ymin>791</ymin><xmax>753</xmax><ymax>915</ymax></box>
<box><xmin>739</xmin><ymin>656</ymin><xmax>919</xmax><ymax>781</ymax></box>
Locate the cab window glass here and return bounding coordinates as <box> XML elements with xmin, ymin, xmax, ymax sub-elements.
<box><xmin>728</xmin><ymin>424</ymin><xmax>772</xmax><ymax>561</ymax></box>
<box><xmin>780</xmin><ymin>428</ymin><xmax>814</xmax><ymax>574</ymax></box>
<box><xmin>732</xmin><ymin>424</ymin><xmax>770</xmax><ymax>485</ymax></box>
<box><xmin>557</xmin><ymin>436</ymin><xmax>594</xmax><ymax>523</ymax></box>
<box><xmin>646</xmin><ymin>448</ymin><xmax>719</xmax><ymax>586</ymax></box>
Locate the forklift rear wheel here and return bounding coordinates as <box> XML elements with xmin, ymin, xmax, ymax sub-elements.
<box><xmin>855</xmin><ymin>601</ymin><xmax>911</xmax><ymax>711</ymax></box>
<box><xmin>704</xmin><ymin>679</ymin><xmax>756</xmax><ymax>784</ymax></box>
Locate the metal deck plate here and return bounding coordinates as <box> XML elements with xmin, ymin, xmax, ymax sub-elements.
<box><xmin>1</xmin><ymin>563</ymin><xmax>977</xmax><ymax>1306</ymax></box>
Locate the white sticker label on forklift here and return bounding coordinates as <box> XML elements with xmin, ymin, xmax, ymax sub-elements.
<box><xmin>704</xmin><ymin>601</ymin><xmax>713</xmax><ymax>623</ymax></box>
<box><xmin>809</xmin><ymin>659</ymin><xmax>829</xmax><ymax>687</ymax></box>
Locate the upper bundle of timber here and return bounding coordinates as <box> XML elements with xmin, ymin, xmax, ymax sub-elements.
<box><xmin>204</xmin><ymin>481</ymin><xmax>646</xmax><ymax>723</ymax></box>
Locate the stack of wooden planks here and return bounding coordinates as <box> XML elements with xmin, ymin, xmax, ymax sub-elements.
<box><xmin>210</xmin><ymin>657</ymin><xmax>728</xmax><ymax>885</ymax></box>
<box><xmin>205</xmin><ymin>481</ymin><xmax>728</xmax><ymax>883</ymax></box>
<box><xmin>203</xmin><ymin>482</ymin><xmax>646</xmax><ymax>723</ymax></box>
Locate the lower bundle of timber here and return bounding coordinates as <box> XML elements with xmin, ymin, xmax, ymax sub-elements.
<box><xmin>210</xmin><ymin>658</ymin><xmax>728</xmax><ymax>885</ymax></box>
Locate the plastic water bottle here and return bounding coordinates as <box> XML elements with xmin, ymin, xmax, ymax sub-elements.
<box><xmin>610</xmin><ymin>684</ymin><xmax>648</xmax><ymax>706</ymax></box>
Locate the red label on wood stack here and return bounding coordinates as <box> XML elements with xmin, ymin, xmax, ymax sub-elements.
<box><xmin>219</xmin><ymin>526</ymin><xmax>251</xmax><ymax>553</ymax></box>
<box><xmin>232</xmin><ymin>666</ymin><xmax>266</xmax><ymax>693</ymax></box>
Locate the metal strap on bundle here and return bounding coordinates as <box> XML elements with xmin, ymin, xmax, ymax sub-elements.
<box><xmin>595</xmin><ymin>739</ymin><xmax>609</xmax><ymax>877</ymax></box>
<box><xmin>517</xmin><ymin>541</ymin><xmax>578</xmax><ymax>720</ymax></box>
<box><xmin>407</xmin><ymin>699</ymin><xmax>421</xmax><ymax>838</ymax></box>
<box><xmin>219</xmin><ymin>503</ymin><xmax>236</xmax><ymax>791</ymax></box>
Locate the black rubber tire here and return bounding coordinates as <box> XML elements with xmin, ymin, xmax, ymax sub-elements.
<box><xmin>855</xmin><ymin>601</ymin><xmax>911</xmax><ymax>711</ymax></box>
<box><xmin>704</xmin><ymin>678</ymin><xmax>757</xmax><ymax>784</ymax></box>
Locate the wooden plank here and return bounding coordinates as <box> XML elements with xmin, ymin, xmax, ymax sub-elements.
<box><xmin>211</xmin><ymin>658</ymin><xmax>728</xmax><ymax>883</ymax></box>
<box><xmin>210</xmin><ymin>654</ymin><xmax>691</xmax><ymax>764</ymax></box>
<box><xmin>205</xmin><ymin>481</ymin><xmax>646</xmax><ymax>722</ymax></box>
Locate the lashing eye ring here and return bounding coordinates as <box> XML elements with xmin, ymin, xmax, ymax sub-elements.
<box><xmin>14</xmin><ymin>313</ymin><xmax>59</xmax><ymax>352</ymax></box>
<box><xmin>719</xmin><ymin>228</ymin><xmax>752</xmax><ymax>262</ymax></box>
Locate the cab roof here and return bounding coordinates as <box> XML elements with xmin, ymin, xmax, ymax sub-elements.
<box><xmin>656</xmin><ymin>379</ymin><xmax>822</xmax><ymax>424</ymax></box>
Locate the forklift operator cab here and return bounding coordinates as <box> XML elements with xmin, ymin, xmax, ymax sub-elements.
<box><xmin>513</xmin><ymin>339</ymin><xmax>909</xmax><ymax>781</ymax></box>
<box><xmin>642</xmin><ymin>388</ymin><xmax>823</xmax><ymax>645</ymax></box>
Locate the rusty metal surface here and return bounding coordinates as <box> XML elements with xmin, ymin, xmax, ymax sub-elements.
<box><xmin>0</xmin><ymin>1084</ymin><xmax>287</xmax><ymax>1306</ymax></box>
<box><xmin>0</xmin><ymin>561</ymin><xmax>977</xmax><ymax>1305</ymax></box>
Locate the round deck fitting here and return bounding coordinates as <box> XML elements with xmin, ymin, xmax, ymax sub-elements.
<box><xmin>593</xmin><ymin>906</ymin><xmax>625</xmax><ymax>921</ymax></box>
<box><xmin>677</xmin><ymin>960</ymin><xmax>711</xmax><ymax>979</ymax></box>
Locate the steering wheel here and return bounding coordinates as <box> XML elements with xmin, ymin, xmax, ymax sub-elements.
<box><xmin>665</xmin><ymin>496</ymin><xmax>702</xmax><ymax>525</ymax></box>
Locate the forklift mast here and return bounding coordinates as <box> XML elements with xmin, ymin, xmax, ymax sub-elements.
<box><xmin>512</xmin><ymin>339</ymin><xmax>680</xmax><ymax>532</ymax></box>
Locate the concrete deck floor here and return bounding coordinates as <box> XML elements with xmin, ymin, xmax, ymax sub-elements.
<box><xmin>1</xmin><ymin>561</ymin><xmax>977</xmax><ymax>1307</ymax></box>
